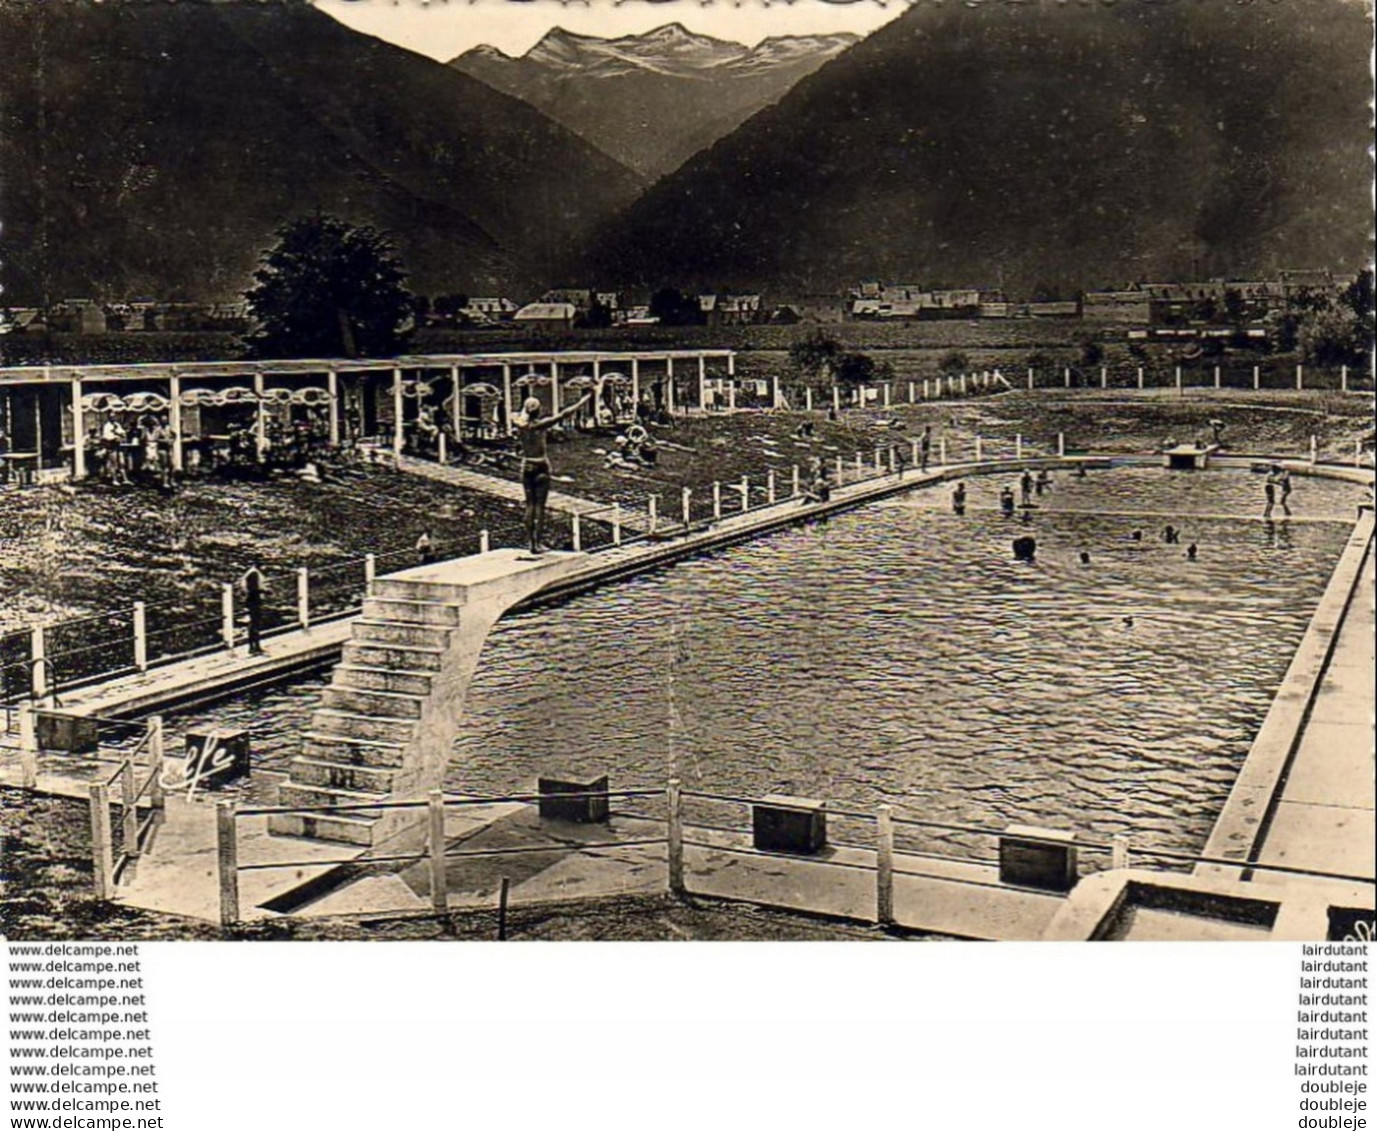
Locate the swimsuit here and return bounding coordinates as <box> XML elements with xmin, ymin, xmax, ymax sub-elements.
<box><xmin>522</xmin><ymin>457</ymin><xmax>552</xmax><ymax>506</ymax></box>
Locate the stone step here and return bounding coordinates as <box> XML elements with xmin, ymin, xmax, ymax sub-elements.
<box><xmin>351</xmin><ymin>619</ymin><xmax>454</xmax><ymax>650</ymax></box>
<box><xmin>288</xmin><ymin>756</ymin><xmax>403</xmax><ymax>794</ymax></box>
<box><xmin>267</xmin><ymin>810</ymin><xmax>379</xmax><ymax>846</ymax></box>
<box><xmin>320</xmin><ymin>685</ymin><xmax>425</xmax><ymax>719</ymax></box>
<box><xmin>300</xmin><ymin>732</ymin><xmax>409</xmax><ymax>768</ymax></box>
<box><xmin>332</xmin><ymin>664</ymin><xmax>435</xmax><ymax>697</ymax></box>
<box><xmin>311</xmin><ymin>709</ymin><xmax>418</xmax><ymax>746</ymax></box>
<box><xmin>372</xmin><ymin>577</ymin><xmax>473</xmax><ymax>604</ymax></box>
<box><xmin>278</xmin><ymin>781</ymin><xmax>391</xmax><ymax>818</ymax></box>
<box><xmin>341</xmin><ymin>641</ymin><xmax>446</xmax><ymax>672</ymax></box>
<box><xmin>361</xmin><ymin>595</ymin><xmax>464</xmax><ymax>627</ymax></box>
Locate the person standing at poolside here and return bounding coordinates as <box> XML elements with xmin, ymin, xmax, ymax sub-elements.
<box><xmin>919</xmin><ymin>425</ymin><xmax>932</xmax><ymax>472</ymax></box>
<box><xmin>515</xmin><ymin>393</ymin><xmax>591</xmax><ymax>555</ymax></box>
<box><xmin>239</xmin><ymin>563</ymin><xmax>267</xmax><ymax>656</ymax></box>
<box><xmin>1279</xmin><ymin>468</ymin><xmax>1293</xmax><ymax>516</ymax></box>
<box><xmin>1020</xmin><ymin>469</ymin><xmax>1034</xmax><ymax>507</ymax></box>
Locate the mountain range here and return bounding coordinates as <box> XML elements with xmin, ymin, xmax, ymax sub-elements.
<box><xmin>0</xmin><ymin>0</ymin><xmax>643</xmax><ymax>306</ymax></box>
<box><xmin>582</xmin><ymin>1</ymin><xmax>1373</xmax><ymax>295</ymax></box>
<box><xmin>452</xmin><ymin>24</ymin><xmax>857</xmax><ymax>181</ymax></box>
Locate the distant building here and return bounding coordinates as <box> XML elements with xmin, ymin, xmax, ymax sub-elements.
<box><xmin>48</xmin><ymin>299</ymin><xmax>107</xmax><ymax>334</ymax></box>
<box><xmin>464</xmin><ymin>297</ymin><xmax>517</xmax><ymax>322</ymax></box>
<box><xmin>1025</xmin><ymin>300</ymin><xmax>1080</xmax><ymax>318</ymax></box>
<box><xmin>541</xmin><ymin>288</ymin><xmax>593</xmax><ymax>312</ymax></box>
<box><xmin>698</xmin><ymin>294</ymin><xmax>762</xmax><ymax>327</ymax></box>
<box><xmin>514</xmin><ymin>302</ymin><xmax>577</xmax><ymax>331</ymax></box>
<box><xmin>623</xmin><ymin>306</ymin><xmax>660</xmax><ymax>326</ymax></box>
<box><xmin>1082</xmin><ymin>290</ymin><xmax>1153</xmax><ymax>324</ymax></box>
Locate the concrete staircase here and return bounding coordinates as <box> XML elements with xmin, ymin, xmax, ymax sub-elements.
<box><xmin>268</xmin><ymin>550</ymin><xmax>587</xmax><ymax>847</ymax></box>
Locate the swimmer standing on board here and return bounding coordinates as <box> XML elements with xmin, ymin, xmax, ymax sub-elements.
<box><xmin>515</xmin><ymin>393</ymin><xmax>592</xmax><ymax>555</ymax></box>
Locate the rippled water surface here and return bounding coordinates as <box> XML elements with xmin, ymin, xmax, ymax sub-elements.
<box><xmin>167</xmin><ymin>468</ymin><xmax>1363</xmax><ymax>857</ymax></box>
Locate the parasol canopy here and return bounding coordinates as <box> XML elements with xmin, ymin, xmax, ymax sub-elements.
<box><xmin>462</xmin><ymin>382</ymin><xmax>502</xmax><ymax>400</ymax></box>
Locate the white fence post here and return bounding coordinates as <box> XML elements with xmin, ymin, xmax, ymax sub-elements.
<box><xmin>1026</xmin><ymin>368</ymin><xmax>1035</xmax><ymax>391</ymax></box>
<box><xmin>611</xmin><ymin>503</ymin><xmax>623</xmax><ymax>545</ymax></box>
<box><xmin>1253</xmin><ymin>365</ymin><xmax>1260</xmax><ymax>390</ymax></box>
<box><xmin>1136</xmin><ymin>366</ymin><xmax>1144</xmax><ymax>390</ymax></box>
<box><xmin>876</xmin><ymin>804</ymin><xmax>895</xmax><ymax>928</ymax></box>
<box><xmin>667</xmin><ymin>778</ymin><xmax>684</xmax><ymax>897</ymax></box>
<box><xmin>133</xmin><ymin>602</ymin><xmax>147</xmax><ymax>673</ymax></box>
<box><xmin>739</xmin><ymin>477</ymin><xmax>750</xmax><ymax>513</ymax></box>
<box><xmin>428</xmin><ymin>790</ymin><xmax>449</xmax><ymax>915</ymax></box>
<box><xmin>1015</xmin><ymin>434</ymin><xmax>1024</xmax><ymax>460</ymax></box>
<box><xmin>220</xmin><ymin>584</ymin><xmax>235</xmax><ymax>653</ymax></box>
<box><xmin>1100</xmin><ymin>366</ymin><xmax>1108</xmax><ymax>389</ymax></box>
<box><xmin>712</xmin><ymin>483</ymin><xmax>722</xmax><ymax>521</ymax></box>
<box><xmin>30</xmin><ymin>625</ymin><xmax>46</xmax><ymax>700</ymax></box>
<box><xmin>873</xmin><ymin>449</ymin><xmax>883</xmax><ymax>473</ymax></box>
<box><xmin>791</xmin><ymin>465</ymin><xmax>801</xmax><ymax>497</ymax></box>
<box><xmin>1111</xmin><ymin>835</ymin><xmax>1130</xmax><ymax>871</ymax></box>
<box><xmin>1296</xmin><ymin>364</ymin><xmax>1304</xmax><ymax>391</ymax></box>
<box><xmin>1341</xmin><ymin>365</ymin><xmax>1349</xmax><ymax>393</ymax></box>
<box><xmin>766</xmin><ymin>471</ymin><xmax>776</xmax><ymax>504</ymax></box>
<box><xmin>939</xmin><ymin>437</ymin><xmax>948</xmax><ymax>466</ymax></box>
<box><xmin>297</xmin><ymin>567</ymin><xmax>310</xmax><ymax>630</ymax></box>
<box><xmin>1310</xmin><ymin>435</ymin><xmax>1318</xmax><ymax>465</ymax></box>
<box><xmin>1063</xmin><ymin>367</ymin><xmax>1071</xmax><ymax>388</ymax></box>
<box><xmin>681</xmin><ymin>487</ymin><xmax>692</xmax><ymax>528</ymax></box>
<box><xmin>89</xmin><ymin>783</ymin><xmax>114</xmax><ymax>900</ymax></box>
<box><xmin>834</xmin><ymin>456</ymin><xmax>844</xmax><ymax>483</ymax></box>
<box><xmin>571</xmin><ymin>512</ymin><xmax>582</xmax><ymax>552</ymax></box>
<box><xmin>364</xmin><ymin>552</ymin><xmax>377</xmax><ymax>589</ymax></box>
<box><xmin>1175</xmin><ymin>366</ymin><xmax>1182</xmax><ymax>392</ymax></box>
<box><xmin>908</xmin><ymin>381</ymin><xmax>915</xmax><ymax>403</ymax></box>
<box><xmin>121</xmin><ymin>760</ymin><xmax>138</xmax><ymax>860</ymax></box>
<box><xmin>148</xmin><ymin>716</ymin><xmax>165</xmax><ymax>812</ymax></box>
<box><xmin>1057</xmin><ymin>432</ymin><xmax>1066</xmax><ymax>457</ymax></box>
<box><xmin>975</xmin><ymin>435</ymin><xmax>984</xmax><ymax>461</ymax></box>
<box><xmin>1213</xmin><ymin>365</ymin><xmax>1221</xmax><ymax>390</ymax></box>
<box><xmin>18</xmin><ymin>701</ymin><xmax>37</xmax><ymax>790</ymax></box>
<box><xmin>648</xmin><ymin>495</ymin><xmax>658</xmax><ymax>534</ymax></box>
<box><xmin>216</xmin><ymin>800</ymin><xmax>239</xmax><ymax>927</ymax></box>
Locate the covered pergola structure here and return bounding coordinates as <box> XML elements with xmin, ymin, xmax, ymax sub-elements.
<box><xmin>0</xmin><ymin>349</ymin><xmax>740</xmax><ymax>481</ymax></box>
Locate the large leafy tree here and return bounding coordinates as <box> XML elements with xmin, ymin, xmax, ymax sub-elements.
<box><xmin>244</xmin><ymin>214</ymin><xmax>415</xmax><ymax>359</ymax></box>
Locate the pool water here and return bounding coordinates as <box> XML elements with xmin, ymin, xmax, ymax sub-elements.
<box><xmin>166</xmin><ymin>466</ymin><xmax>1363</xmax><ymax>859</ymax></box>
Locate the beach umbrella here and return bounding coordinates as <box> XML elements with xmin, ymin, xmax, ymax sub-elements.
<box><xmin>123</xmin><ymin>392</ymin><xmax>169</xmax><ymax>413</ymax></box>
<box><xmin>82</xmin><ymin>393</ymin><xmax>127</xmax><ymax>413</ymax></box>
<box><xmin>599</xmin><ymin>371</ymin><xmax>631</xmax><ymax>388</ymax></box>
<box><xmin>563</xmin><ymin>374</ymin><xmax>596</xmax><ymax>392</ymax></box>
<box><xmin>178</xmin><ymin>387</ymin><xmax>220</xmax><ymax>406</ymax></box>
<box><xmin>400</xmin><ymin>379</ymin><xmax>434</xmax><ymax>399</ymax></box>
<box><xmin>515</xmin><ymin>371</ymin><xmax>551</xmax><ymax>388</ymax></box>
<box><xmin>260</xmin><ymin>387</ymin><xmax>295</xmax><ymax>405</ymax></box>
<box><xmin>462</xmin><ymin>382</ymin><xmax>502</xmax><ymax>400</ymax></box>
<box><xmin>220</xmin><ymin>386</ymin><xmax>258</xmax><ymax>404</ymax></box>
<box><xmin>291</xmin><ymin>387</ymin><xmax>331</xmax><ymax>406</ymax></box>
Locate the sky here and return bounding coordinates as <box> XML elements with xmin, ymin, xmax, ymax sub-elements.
<box><xmin>313</xmin><ymin>0</ymin><xmax>908</xmax><ymax>60</ymax></box>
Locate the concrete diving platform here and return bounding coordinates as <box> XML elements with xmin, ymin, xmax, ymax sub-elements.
<box><xmin>267</xmin><ymin>549</ymin><xmax>587</xmax><ymax>847</ymax></box>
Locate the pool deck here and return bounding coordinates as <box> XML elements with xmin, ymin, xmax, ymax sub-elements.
<box><xmin>1199</xmin><ymin>508</ymin><xmax>1374</xmax><ymax>888</ymax></box>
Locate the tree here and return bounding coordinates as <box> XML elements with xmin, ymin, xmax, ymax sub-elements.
<box><xmin>938</xmin><ymin>350</ymin><xmax>969</xmax><ymax>373</ymax></box>
<box><xmin>833</xmin><ymin>351</ymin><xmax>877</xmax><ymax>387</ymax></box>
<box><xmin>243</xmin><ymin>214</ymin><xmax>414</xmax><ymax>359</ymax></box>
<box><xmin>788</xmin><ymin>329</ymin><xmax>843</xmax><ymax>384</ymax></box>
<box><xmin>648</xmin><ymin>287</ymin><xmax>701</xmax><ymax>326</ymax></box>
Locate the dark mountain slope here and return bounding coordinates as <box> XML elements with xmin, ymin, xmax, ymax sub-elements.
<box><xmin>0</xmin><ymin>0</ymin><xmax>644</xmax><ymax>304</ymax></box>
<box><xmin>582</xmin><ymin>1</ymin><xmax>1372</xmax><ymax>294</ymax></box>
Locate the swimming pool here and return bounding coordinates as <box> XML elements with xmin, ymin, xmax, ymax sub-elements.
<box><xmin>166</xmin><ymin>465</ymin><xmax>1364</xmax><ymax>859</ymax></box>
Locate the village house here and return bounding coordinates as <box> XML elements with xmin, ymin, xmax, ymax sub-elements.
<box><xmin>462</xmin><ymin>297</ymin><xmax>518</xmax><ymax>323</ymax></box>
<box><xmin>513</xmin><ymin>301</ymin><xmax>578</xmax><ymax>331</ymax></box>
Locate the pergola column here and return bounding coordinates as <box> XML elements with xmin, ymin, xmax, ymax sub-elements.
<box><xmin>666</xmin><ymin>357</ymin><xmax>676</xmax><ymax>415</ymax></box>
<box><xmin>502</xmin><ymin>364</ymin><xmax>513</xmax><ymax>430</ymax></box>
<box><xmin>550</xmin><ymin>361</ymin><xmax>560</xmax><ymax>413</ymax></box>
<box><xmin>71</xmin><ymin>377</ymin><xmax>86</xmax><ymax>480</ymax></box>
<box><xmin>326</xmin><ymin>370</ymin><xmax>340</xmax><ymax>446</ymax></box>
<box><xmin>253</xmin><ymin>371</ymin><xmax>267</xmax><ymax>458</ymax></box>
<box><xmin>447</xmin><ymin>365</ymin><xmax>460</xmax><ymax>436</ymax></box>
<box><xmin>698</xmin><ymin>356</ymin><xmax>707</xmax><ymax>412</ymax></box>
<box><xmin>631</xmin><ymin>358</ymin><xmax>640</xmax><ymax>408</ymax></box>
<box><xmin>169</xmin><ymin>373</ymin><xmax>183</xmax><ymax>471</ymax></box>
